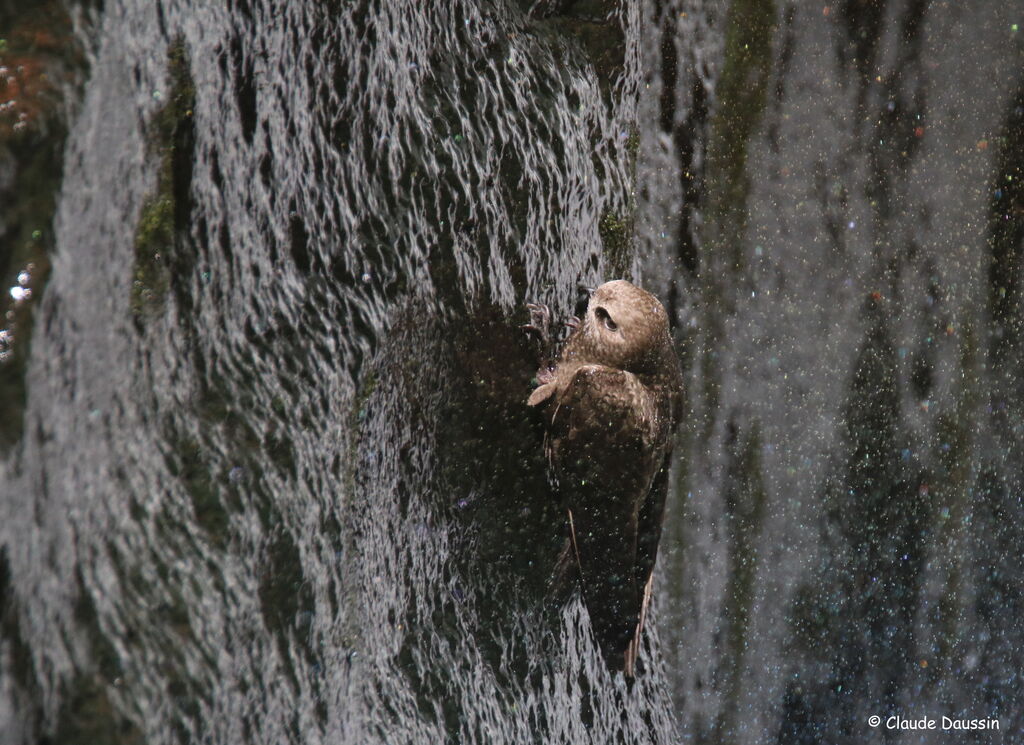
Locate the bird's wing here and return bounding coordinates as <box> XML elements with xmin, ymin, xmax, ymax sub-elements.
<box><xmin>624</xmin><ymin>448</ymin><xmax>673</xmax><ymax>678</ymax></box>
<box><xmin>549</xmin><ymin>364</ymin><xmax>660</xmax><ymax>674</ymax></box>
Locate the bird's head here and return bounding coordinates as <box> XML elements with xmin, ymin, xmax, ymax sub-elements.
<box><xmin>580</xmin><ymin>280</ymin><xmax>671</xmax><ymax>373</ymax></box>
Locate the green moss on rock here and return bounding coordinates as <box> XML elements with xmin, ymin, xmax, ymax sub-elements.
<box><xmin>696</xmin><ymin>0</ymin><xmax>775</xmax><ymax>444</ymax></box>
<box><xmin>705</xmin><ymin>0</ymin><xmax>776</xmax><ymax>281</ymax></box>
<box><xmin>599</xmin><ymin>210</ymin><xmax>634</xmax><ymax>278</ymax></box>
<box><xmin>131</xmin><ymin>38</ymin><xmax>196</xmax><ymax>325</ymax></box>
<box><xmin>131</xmin><ymin>195</ymin><xmax>174</xmax><ymax>318</ymax></box>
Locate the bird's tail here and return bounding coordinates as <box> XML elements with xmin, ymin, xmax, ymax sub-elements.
<box><xmin>622</xmin><ymin>573</ymin><xmax>654</xmax><ymax>679</ymax></box>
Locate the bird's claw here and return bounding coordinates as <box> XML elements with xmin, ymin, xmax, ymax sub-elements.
<box><xmin>521</xmin><ymin>302</ymin><xmax>552</xmax><ymax>344</ymax></box>
<box><xmin>565</xmin><ymin>316</ymin><xmax>580</xmax><ymax>332</ymax></box>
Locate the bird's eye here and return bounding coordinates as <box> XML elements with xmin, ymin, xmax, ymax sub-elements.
<box><xmin>594</xmin><ymin>306</ymin><xmax>618</xmax><ymax>331</ymax></box>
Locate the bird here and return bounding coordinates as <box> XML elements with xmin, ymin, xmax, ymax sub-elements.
<box><xmin>524</xmin><ymin>279</ymin><xmax>683</xmax><ymax>679</ymax></box>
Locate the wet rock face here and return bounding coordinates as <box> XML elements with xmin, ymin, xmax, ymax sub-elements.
<box><xmin>2</xmin><ymin>0</ymin><xmax>1023</xmax><ymax>743</ymax></box>
<box><xmin>643</xmin><ymin>0</ymin><xmax>1024</xmax><ymax>740</ymax></box>
<box><xmin>0</xmin><ymin>0</ymin><xmax>655</xmax><ymax>743</ymax></box>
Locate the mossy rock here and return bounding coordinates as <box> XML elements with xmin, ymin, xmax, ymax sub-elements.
<box><xmin>599</xmin><ymin>210</ymin><xmax>634</xmax><ymax>278</ymax></box>
<box><xmin>130</xmin><ymin>38</ymin><xmax>196</xmax><ymax>326</ymax></box>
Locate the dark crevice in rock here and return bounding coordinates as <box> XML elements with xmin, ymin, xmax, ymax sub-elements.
<box><xmin>987</xmin><ymin>81</ymin><xmax>1024</xmax><ymax>369</ymax></box>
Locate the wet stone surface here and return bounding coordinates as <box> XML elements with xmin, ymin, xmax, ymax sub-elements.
<box><xmin>1</xmin><ymin>0</ymin><xmax>1023</xmax><ymax>744</ymax></box>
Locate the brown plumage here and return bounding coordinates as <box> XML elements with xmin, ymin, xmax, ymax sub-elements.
<box><xmin>526</xmin><ymin>280</ymin><xmax>683</xmax><ymax>679</ymax></box>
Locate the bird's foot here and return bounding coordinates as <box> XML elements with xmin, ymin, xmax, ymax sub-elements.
<box><xmin>521</xmin><ymin>302</ymin><xmax>552</xmax><ymax>346</ymax></box>
<box><xmin>564</xmin><ymin>316</ymin><xmax>580</xmax><ymax>333</ymax></box>
<box><xmin>523</xmin><ymin>302</ymin><xmax>559</xmax><ymax>398</ymax></box>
